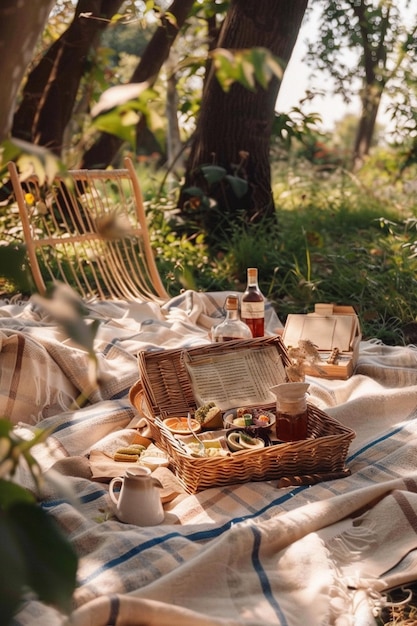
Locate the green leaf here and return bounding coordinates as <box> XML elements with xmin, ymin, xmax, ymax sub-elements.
<box><xmin>91</xmin><ymin>85</ymin><xmax>159</xmax><ymax>149</ymax></box>
<box><xmin>0</xmin><ymin>480</ymin><xmax>36</xmax><ymax>510</ymax></box>
<box><xmin>109</xmin><ymin>13</ymin><xmax>125</xmax><ymax>24</ymax></box>
<box><xmin>0</xmin><ymin>244</ymin><xmax>33</xmax><ymax>293</ymax></box>
<box><xmin>0</xmin><ymin>420</ymin><xmax>13</xmax><ymax>438</ymax></box>
<box><xmin>0</xmin><ymin>510</ymin><xmax>27</xmax><ymax>624</ymax></box>
<box><xmin>91</xmin><ymin>82</ymin><xmax>151</xmax><ymax>118</ymax></box>
<box><xmin>266</xmin><ymin>54</ymin><xmax>284</xmax><ymax>81</ymax></box>
<box><xmin>0</xmin><ymin>139</ymin><xmax>23</xmax><ymax>173</ymax></box>
<box><xmin>120</xmin><ymin>109</ymin><xmax>140</xmax><ymax>127</ymax></box>
<box><xmin>225</xmin><ymin>175</ymin><xmax>248</xmax><ymax>198</ymax></box>
<box><xmin>0</xmin><ymin>138</ymin><xmax>64</xmax><ymax>185</ymax></box>
<box><xmin>163</xmin><ymin>11</ymin><xmax>178</xmax><ymax>28</ymax></box>
<box><xmin>211</xmin><ymin>48</ymin><xmax>237</xmax><ymax>92</ymax></box>
<box><xmin>239</xmin><ymin>64</ymin><xmax>256</xmax><ymax>90</ymax></box>
<box><xmin>211</xmin><ymin>47</ymin><xmax>284</xmax><ymax>93</ymax></box>
<box><xmin>10</xmin><ymin>502</ymin><xmax>77</xmax><ymax>614</ymax></box>
<box><xmin>31</xmin><ymin>284</ymin><xmax>100</xmax><ymax>356</ymax></box>
<box><xmin>183</xmin><ymin>186</ymin><xmax>206</xmax><ymax>197</ymax></box>
<box><xmin>200</xmin><ymin>165</ymin><xmax>227</xmax><ymax>185</ymax></box>
<box><xmin>92</xmin><ymin>107</ymin><xmax>138</xmax><ymax>147</ymax></box>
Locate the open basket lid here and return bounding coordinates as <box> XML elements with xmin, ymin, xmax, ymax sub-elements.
<box><xmin>134</xmin><ymin>335</ymin><xmax>291</xmax><ymax>419</ymax></box>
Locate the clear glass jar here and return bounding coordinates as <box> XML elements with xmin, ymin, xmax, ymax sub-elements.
<box><xmin>213</xmin><ymin>295</ymin><xmax>253</xmax><ymax>342</ymax></box>
<box><xmin>241</xmin><ymin>268</ymin><xmax>265</xmax><ymax>337</ymax></box>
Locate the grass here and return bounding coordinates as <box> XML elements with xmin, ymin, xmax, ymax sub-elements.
<box><xmin>143</xmin><ymin>156</ymin><xmax>417</xmax><ymax>345</ymax></box>
<box><xmin>3</xmin><ymin>153</ymin><xmax>417</xmax><ymax>346</ymax></box>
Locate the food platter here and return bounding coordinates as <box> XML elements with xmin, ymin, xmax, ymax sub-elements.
<box><xmin>161</xmin><ymin>405</ymin><xmax>277</xmax><ymax>458</ymax></box>
<box><xmin>223</xmin><ymin>408</ymin><xmax>276</xmax><ymax>430</ymax></box>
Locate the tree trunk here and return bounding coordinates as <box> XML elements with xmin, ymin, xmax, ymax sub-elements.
<box><xmin>180</xmin><ymin>0</ymin><xmax>308</xmax><ymax>236</ymax></box>
<box><xmin>12</xmin><ymin>0</ymin><xmax>123</xmax><ymax>157</ymax></box>
<box><xmin>0</xmin><ymin>0</ymin><xmax>55</xmax><ymax>144</ymax></box>
<box><xmin>350</xmin><ymin>0</ymin><xmax>387</xmax><ymax>170</ymax></box>
<box><xmin>80</xmin><ymin>0</ymin><xmax>195</xmax><ymax>169</ymax></box>
<box><xmin>352</xmin><ymin>83</ymin><xmax>382</xmax><ymax>170</ymax></box>
<box><xmin>165</xmin><ymin>53</ymin><xmax>185</xmax><ymax>178</ymax></box>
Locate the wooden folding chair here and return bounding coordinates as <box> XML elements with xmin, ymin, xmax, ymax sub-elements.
<box><xmin>7</xmin><ymin>157</ymin><xmax>169</xmax><ymax>303</ymax></box>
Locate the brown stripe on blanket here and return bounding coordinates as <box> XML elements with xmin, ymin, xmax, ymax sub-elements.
<box><xmin>403</xmin><ymin>476</ymin><xmax>417</xmax><ymax>493</ymax></box>
<box><xmin>393</xmin><ymin>489</ymin><xmax>417</xmax><ymax>530</ymax></box>
<box><xmin>108</xmin><ymin>595</ymin><xmax>120</xmax><ymax>625</ymax></box>
<box><xmin>4</xmin><ymin>332</ymin><xmax>24</xmax><ymax>416</ymax></box>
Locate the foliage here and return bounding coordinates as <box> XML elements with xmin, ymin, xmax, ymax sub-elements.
<box><xmin>0</xmin><ymin>419</ymin><xmax>78</xmax><ymax>623</ymax></box>
<box><xmin>91</xmin><ymin>84</ymin><xmax>163</xmax><ymax>150</ymax></box>
<box><xmin>0</xmin><ymin>284</ymin><xmax>103</xmax><ymax>623</ymax></box>
<box><xmin>125</xmin><ymin>151</ymin><xmax>417</xmax><ymax>346</ymax></box>
<box><xmin>4</xmin><ymin>149</ymin><xmax>417</xmax><ymax>346</ymax></box>
<box><xmin>0</xmin><ymin>244</ymin><xmax>33</xmax><ymax>294</ymax></box>
<box><xmin>100</xmin><ymin>10</ymin><xmax>152</xmax><ymax>62</ymax></box>
<box><xmin>266</xmin><ymin>158</ymin><xmax>417</xmax><ymax>345</ymax></box>
<box><xmin>145</xmin><ymin>189</ymin><xmax>232</xmax><ymax>294</ymax></box>
<box><xmin>182</xmin><ymin>163</ymin><xmax>248</xmax><ymax>219</ymax></box>
<box><xmin>88</xmin><ymin>43</ymin><xmax>287</xmax><ymax>160</ymax></box>
<box><xmin>304</xmin><ymin>0</ymin><xmax>417</xmax><ymax>163</ymax></box>
<box><xmin>0</xmin><ymin>137</ymin><xmax>64</xmax><ymax>185</ymax></box>
<box><xmin>305</xmin><ymin>0</ymin><xmax>415</xmax><ymax>104</ymax></box>
<box><xmin>271</xmin><ymin>108</ymin><xmax>323</xmax><ymax>153</ymax></box>
<box><xmin>211</xmin><ymin>47</ymin><xmax>284</xmax><ymax>93</ymax></box>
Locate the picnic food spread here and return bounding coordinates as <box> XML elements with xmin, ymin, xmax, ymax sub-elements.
<box><xmin>162</xmin><ymin>404</ymin><xmax>279</xmax><ymax>457</ymax></box>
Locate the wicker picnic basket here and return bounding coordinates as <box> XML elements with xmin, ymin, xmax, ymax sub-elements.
<box><xmin>130</xmin><ymin>335</ymin><xmax>356</xmax><ymax>493</ymax></box>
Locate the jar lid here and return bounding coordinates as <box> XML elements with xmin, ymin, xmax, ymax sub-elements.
<box><xmin>270</xmin><ymin>382</ymin><xmax>310</xmax><ymax>402</ymax></box>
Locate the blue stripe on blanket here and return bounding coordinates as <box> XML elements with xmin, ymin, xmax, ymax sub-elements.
<box><xmin>250</xmin><ymin>525</ymin><xmax>289</xmax><ymax>625</ymax></box>
<box><xmin>347</xmin><ymin>423</ymin><xmax>405</xmax><ymax>461</ymax></box>
<box><xmin>42</xmin><ymin>415</ymin><xmax>416</xmax><ymax>596</ymax></box>
<box><xmin>68</xmin><ymin>486</ymin><xmax>312</xmax><ymax>586</ymax></box>
<box><xmin>43</xmin><ymin>403</ymin><xmax>133</xmax><ymax>434</ymax></box>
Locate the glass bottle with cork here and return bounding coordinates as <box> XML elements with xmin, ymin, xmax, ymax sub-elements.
<box><xmin>241</xmin><ymin>267</ymin><xmax>265</xmax><ymax>337</ymax></box>
<box><xmin>213</xmin><ymin>294</ymin><xmax>252</xmax><ymax>342</ymax></box>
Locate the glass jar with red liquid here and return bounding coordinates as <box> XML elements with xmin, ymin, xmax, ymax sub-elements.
<box><xmin>271</xmin><ymin>382</ymin><xmax>309</xmax><ymax>442</ymax></box>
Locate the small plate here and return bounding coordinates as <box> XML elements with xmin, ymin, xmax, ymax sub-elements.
<box><xmin>226</xmin><ymin>429</ymin><xmax>266</xmax><ymax>452</ymax></box>
<box><xmin>162</xmin><ymin>417</ymin><xmax>202</xmax><ymax>435</ymax></box>
<box><xmin>223</xmin><ymin>408</ymin><xmax>276</xmax><ymax>430</ymax></box>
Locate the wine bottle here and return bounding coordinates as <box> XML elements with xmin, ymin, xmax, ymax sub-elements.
<box><xmin>241</xmin><ymin>268</ymin><xmax>265</xmax><ymax>337</ymax></box>
<box><xmin>213</xmin><ymin>295</ymin><xmax>253</xmax><ymax>342</ymax></box>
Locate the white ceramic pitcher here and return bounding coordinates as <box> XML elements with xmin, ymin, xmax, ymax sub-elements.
<box><xmin>109</xmin><ymin>467</ymin><xmax>164</xmax><ymax>526</ymax></box>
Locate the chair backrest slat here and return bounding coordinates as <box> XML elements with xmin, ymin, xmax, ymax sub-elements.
<box><xmin>7</xmin><ymin>157</ymin><xmax>169</xmax><ymax>303</ymax></box>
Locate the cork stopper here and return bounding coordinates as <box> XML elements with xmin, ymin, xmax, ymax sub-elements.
<box><xmin>225</xmin><ymin>295</ymin><xmax>239</xmax><ymax>310</ymax></box>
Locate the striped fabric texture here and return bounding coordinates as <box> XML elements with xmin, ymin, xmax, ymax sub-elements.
<box><xmin>1</xmin><ymin>292</ymin><xmax>417</xmax><ymax>626</ymax></box>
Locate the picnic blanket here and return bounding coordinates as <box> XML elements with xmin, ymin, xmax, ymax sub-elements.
<box><xmin>2</xmin><ymin>290</ymin><xmax>417</xmax><ymax>626</ymax></box>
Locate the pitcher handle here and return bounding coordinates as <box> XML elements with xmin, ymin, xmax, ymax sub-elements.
<box><xmin>151</xmin><ymin>477</ymin><xmax>163</xmax><ymax>489</ymax></box>
<box><xmin>109</xmin><ymin>476</ymin><xmax>123</xmax><ymax>506</ymax></box>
